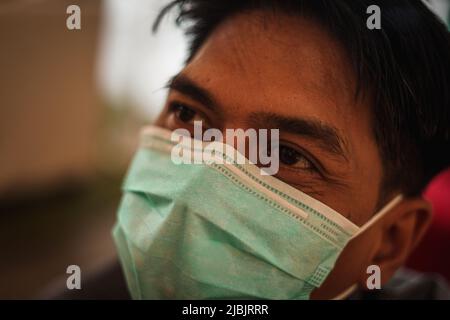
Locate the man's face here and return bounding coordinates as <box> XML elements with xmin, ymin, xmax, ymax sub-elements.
<box><xmin>156</xmin><ymin>10</ymin><xmax>388</xmax><ymax>298</ymax></box>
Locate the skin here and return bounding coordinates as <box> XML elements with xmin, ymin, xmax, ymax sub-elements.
<box><xmin>155</xmin><ymin>10</ymin><xmax>432</xmax><ymax>299</ymax></box>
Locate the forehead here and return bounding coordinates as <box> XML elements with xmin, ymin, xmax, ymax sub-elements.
<box><xmin>184</xmin><ymin>10</ymin><xmax>360</xmax><ymax>123</ymax></box>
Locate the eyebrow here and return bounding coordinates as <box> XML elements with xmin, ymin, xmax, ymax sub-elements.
<box><xmin>166</xmin><ymin>74</ymin><xmax>349</xmax><ymax>161</ymax></box>
<box><xmin>166</xmin><ymin>74</ymin><xmax>217</xmax><ymax>111</ymax></box>
<box><xmin>251</xmin><ymin>112</ymin><xmax>349</xmax><ymax>161</ymax></box>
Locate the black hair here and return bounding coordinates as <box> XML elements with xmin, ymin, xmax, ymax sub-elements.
<box><xmin>154</xmin><ymin>0</ymin><xmax>450</xmax><ymax>201</ymax></box>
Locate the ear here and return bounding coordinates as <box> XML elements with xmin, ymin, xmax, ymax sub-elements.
<box><xmin>365</xmin><ymin>197</ymin><xmax>433</xmax><ymax>285</ymax></box>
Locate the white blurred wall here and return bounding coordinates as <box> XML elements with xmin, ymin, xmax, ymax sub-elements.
<box><xmin>97</xmin><ymin>0</ymin><xmax>187</xmax><ymax>119</ymax></box>
<box><xmin>426</xmin><ymin>0</ymin><xmax>450</xmax><ymax>25</ymax></box>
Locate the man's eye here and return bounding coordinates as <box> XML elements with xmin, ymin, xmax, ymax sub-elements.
<box><xmin>169</xmin><ymin>102</ymin><xmax>199</xmax><ymax>123</ymax></box>
<box><xmin>279</xmin><ymin>145</ymin><xmax>314</xmax><ymax>170</ymax></box>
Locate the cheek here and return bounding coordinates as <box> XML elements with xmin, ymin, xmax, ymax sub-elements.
<box><xmin>342</xmin><ymin>107</ymin><xmax>384</xmax><ymax>225</ymax></box>
<box><xmin>311</xmin><ymin>230</ymin><xmax>378</xmax><ymax>299</ymax></box>
<box><xmin>351</xmin><ymin>144</ymin><xmax>384</xmax><ymax>224</ymax></box>
<box><xmin>154</xmin><ymin>108</ymin><xmax>170</xmax><ymax>127</ymax></box>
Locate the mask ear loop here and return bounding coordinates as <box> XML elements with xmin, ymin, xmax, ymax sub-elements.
<box><xmin>332</xmin><ymin>284</ymin><xmax>358</xmax><ymax>300</ymax></box>
<box><xmin>352</xmin><ymin>194</ymin><xmax>404</xmax><ymax>239</ymax></box>
<box><xmin>331</xmin><ymin>195</ymin><xmax>404</xmax><ymax>300</ymax></box>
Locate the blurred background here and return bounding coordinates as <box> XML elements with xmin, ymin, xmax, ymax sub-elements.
<box><xmin>0</xmin><ymin>0</ymin><xmax>449</xmax><ymax>299</ymax></box>
<box><xmin>0</xmin><ymin>0</ymin><xmax>186</xmax><ymax>298</ymax></box>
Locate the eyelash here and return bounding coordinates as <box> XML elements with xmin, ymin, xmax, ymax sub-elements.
<box><xmin>167</xmin><ymin>101</ymin><xmax>321</xmax><ymax>174</ymax></box>
<box><xmin>276</xmin><ymin>142</ymin><xmax>322</xmax><ymax>174</ymax></box>
<box><xmin>168</xmin><ymin>101</ymin><xmax>206</xmax><ymax>123</ymax></box>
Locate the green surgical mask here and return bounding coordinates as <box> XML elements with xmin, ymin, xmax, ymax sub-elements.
<box><xmin>113</xmin><ymin>125</ymin><xmax>402</xmax><ymax>300</ymax></box>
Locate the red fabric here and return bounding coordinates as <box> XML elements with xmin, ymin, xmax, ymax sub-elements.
<box><xmin>406</xmin><ymin>168</ymin><xmax>450</xmax><ymax>282</ymax></box>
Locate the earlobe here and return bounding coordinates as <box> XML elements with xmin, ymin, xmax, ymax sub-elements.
<box><xmin>369</xmin><ymin>197</ymin><xmax>433</xmax><ymax>285</ymax></box>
